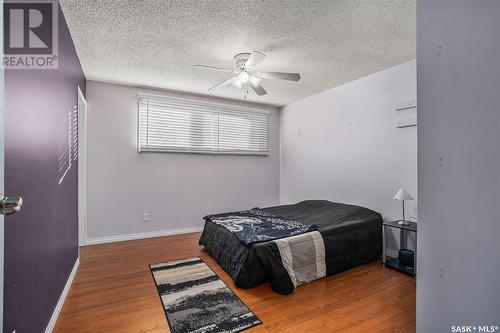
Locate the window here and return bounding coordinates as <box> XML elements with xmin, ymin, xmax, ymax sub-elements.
<box><xmin>138</xmin><ymin>94</ymin><xmax>270</xmax><ymax>155</ymax></box>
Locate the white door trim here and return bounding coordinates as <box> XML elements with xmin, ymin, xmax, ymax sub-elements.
<box><xmin>44</xmin><ymin>258</ymin><xmax>79</xmax><ymax>333</ymax></box>
<box><xmin>0</xmin><ymin>1</ymin><xmax>5</xmax><ymax>329</ymax></box>
<box><xmin>77</xmin><ymin>87</ymin><xmax>87</xmax><ymax>246</ymax></box>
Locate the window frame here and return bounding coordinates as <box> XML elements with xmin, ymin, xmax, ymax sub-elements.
<box><xmin>137</xmin><ymin>93</ymin><xmax>270</xmax><ymax>156</ymax></box>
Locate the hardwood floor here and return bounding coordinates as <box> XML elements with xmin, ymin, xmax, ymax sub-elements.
<box><xmin>54</xmin><ymin>233</ymin><xmax>416</xmax><ymax>333</ymax></box>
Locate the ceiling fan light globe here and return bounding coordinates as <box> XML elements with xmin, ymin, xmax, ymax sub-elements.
<box><xmin>234</xmin><ymin>79</ymin><xmax>243</xmax><ymax>89</ymax></box>
<box><xmin>238</xmin><ymin>71</ymin><xmax>250</xmax><ymax>83</ymax></box>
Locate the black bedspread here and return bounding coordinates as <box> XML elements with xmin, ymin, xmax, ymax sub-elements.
<box><xmin>199</xmin><ymin>200</ymin><xmax>382</xmax><ymax>294</ymax></box>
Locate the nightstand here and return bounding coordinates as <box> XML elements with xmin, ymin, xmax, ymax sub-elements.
<box><xmin>382</xmin><ymin>220</ymin><xmax>417</xmax><ymax>276</ymax></box>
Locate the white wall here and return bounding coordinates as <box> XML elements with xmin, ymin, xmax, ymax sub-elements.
<box><xmin>85</xmin><ymin>81</ymin><xmax>280</xmax><ymax>242</ymax></box>
<box><xmin>280</xmin><ymin>60</ymin><xmax>417</xmax><ymax>227</ymax></box>
<box><xmin>417</xmin><ymin>2</ymin><xmax>500</xmax><ymax>331</ymax></box>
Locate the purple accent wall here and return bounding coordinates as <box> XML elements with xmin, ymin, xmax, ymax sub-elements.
<box><xmin>4</xmin><ymin>5</ymin><xmax>85</xmax><ymax>333</ymax></box>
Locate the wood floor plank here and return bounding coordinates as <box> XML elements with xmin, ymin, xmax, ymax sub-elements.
<box><xmin>54</xmin><ymin>232</ymin><xmax>415</xmax><ymax>333</ymax></box>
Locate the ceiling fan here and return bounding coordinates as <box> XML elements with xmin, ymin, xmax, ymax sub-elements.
<box><xmin>194</xmin><ymin>51</ymin><xmax>301</xmax><ymax>97</ymax></box>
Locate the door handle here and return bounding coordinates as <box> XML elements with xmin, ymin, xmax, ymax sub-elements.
<box><xmin>0</xmin><ymin>193</ymin><xmax>23</xmax><ymax>215</ymax></box>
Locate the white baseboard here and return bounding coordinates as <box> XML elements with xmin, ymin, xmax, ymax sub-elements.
<box><xmin>85</xmin><ymin>226</ymin><xmax>204</xmax><ymax>246</ymax></box>
<box><xmin>45</xmin><ymin>257</ymin><xmax>80</xmax><ymax>333</ymax></box>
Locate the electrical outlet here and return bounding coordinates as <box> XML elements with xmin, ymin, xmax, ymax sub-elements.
<box><xmin>143</xmin><ymin>213</ymin><xmax>150</xmax><ymax>222</ymax></box>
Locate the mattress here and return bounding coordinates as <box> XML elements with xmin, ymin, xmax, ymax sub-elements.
<box><xmin>199</xmin><ymin>200</ymin><xmax>382</xmax><ymax>294</ymax></box>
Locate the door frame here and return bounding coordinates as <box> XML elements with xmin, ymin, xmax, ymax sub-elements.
<box><xmin>1</xmin><ymin>0</ymin><xmax>5</xmax><ymax>329</ymax></box>
<box><xmin>77</xmin><ymin>86</ymin><xmax>87</xmax><ymax>247</ymax></box>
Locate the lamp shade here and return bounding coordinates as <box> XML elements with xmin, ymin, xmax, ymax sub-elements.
<box><xmin>394</xmin><ymin>188</ymin><xmax>414</xmax><ymax>201</ymax></box>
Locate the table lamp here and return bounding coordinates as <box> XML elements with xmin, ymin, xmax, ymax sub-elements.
<box><xmin>394</xmin><ymin>188</ymin><xmax>414</xmax><ymax>225</ymax></box>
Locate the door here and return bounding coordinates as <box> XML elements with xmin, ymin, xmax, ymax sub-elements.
<box><xmin>2</xmin><ymin>1</ymin><xmax>84</xmax><ymax>331</ymax></box>
<box><xmin>0</xmin><ymin>3</ymin><xmax>24</xmax><ymax>330</ymax></box>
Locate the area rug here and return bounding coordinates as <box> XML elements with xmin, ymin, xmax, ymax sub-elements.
<box><xmin>149</xmin><ymin>257</ymin><xmax>262</xmax><ymax>333</ymax></box>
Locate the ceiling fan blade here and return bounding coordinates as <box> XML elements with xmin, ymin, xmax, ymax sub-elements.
<box><xmin>208</xmin><ymin>76</ymin><xmax>237</xmax><ymax>91</ymax></box>
<box><xmin>259</xmin><ymin>71</ymin><xmax>301</xmax><ymax>81</ymax></box>
<box><xmin>250</xmin><ymin>81</ymin><xmax>267</xmax><ymax>96</ymax></box>
<box><xmin>245</xmin><ymin>51</ymin><xmax>266</xmax><ymax>69</ymax></box>
<box><xmin>194</xmin><ymin>64</ymin><xmax>233</xmax><ymax>72</ymax></box>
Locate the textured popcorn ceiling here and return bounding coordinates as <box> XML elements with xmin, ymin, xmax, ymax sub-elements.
<box><xmin>60</xmin><ymin>0</ymin><xmax>415</xmax><ymax>107</ymax></box>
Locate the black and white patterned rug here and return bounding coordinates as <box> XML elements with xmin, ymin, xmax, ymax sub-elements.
<box><xmin>149</xmin><ymin>257</ymin><xmax>262</xmax><ymax>333</ymax></box>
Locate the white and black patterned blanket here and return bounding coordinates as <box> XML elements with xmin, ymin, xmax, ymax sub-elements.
<box><xmin>204</xmin><ymin>208</ymin><xmax>317</xmax><ymax>245</ymax></box>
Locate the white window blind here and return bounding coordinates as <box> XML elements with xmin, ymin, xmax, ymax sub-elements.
<box><xmin>138</xmin><ymin>94</ymin><xmax>269</xmax><ymax>155</ymax></box>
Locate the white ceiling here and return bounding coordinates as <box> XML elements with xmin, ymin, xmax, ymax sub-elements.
<box><xmin>60</xmin><ymin>0</ymin><xmax>415</xmax><ymax>107</ymax></box>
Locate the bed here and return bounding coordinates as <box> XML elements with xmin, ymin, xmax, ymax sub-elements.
<box><xmin>199</xmin><ymin>200</ymin><xmax>382</xmax><ymax>295</ymax></box>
